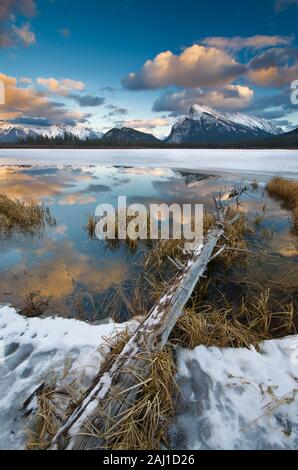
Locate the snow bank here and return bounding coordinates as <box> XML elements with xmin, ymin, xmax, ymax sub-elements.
<box><xmin>1</xmin><ymin>304</ymin><xmax>298</xmax><ymax>450</ymax></box>
<box><xmin>0</xmin><ymin>305</ymin><xmax>137</xmax><ymax>450</ymax></box>
<box><xmin>170</xmin><ymin>336</ymin><xmax>298</xmax><ymax>450</ymax></box>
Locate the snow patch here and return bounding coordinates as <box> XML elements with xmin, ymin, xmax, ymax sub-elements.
<box><xmin>0</xmin><ymin>305</ymin><xmax>136</xmax><ymax>449</ymax></box>
<box><xmin>170</xmin><ymin>336</ymin><xmax>298</xmax><ymax>449</ymax></box>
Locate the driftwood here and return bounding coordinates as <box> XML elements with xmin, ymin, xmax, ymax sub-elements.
<box><xmin>50</xmin><ymin>223</ymin><xmax>225</xmax><ymax>450</ymax></box>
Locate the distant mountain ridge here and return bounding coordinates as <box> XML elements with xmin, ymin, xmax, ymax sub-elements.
<box><xmin>0</xmin><ymin>122</ymin><xmax>103</xmax><ymax>143</ymax></box>
<box><xmin>0</xmin><ymin>105</ymin><xmax>295</xmax><ymax>147</ymax></box>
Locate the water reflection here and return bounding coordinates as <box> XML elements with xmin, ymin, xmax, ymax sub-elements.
<box><xmin>0</xmin><ymin>165</ymin><xmax>297</xmax><ymax>321</ymax></box>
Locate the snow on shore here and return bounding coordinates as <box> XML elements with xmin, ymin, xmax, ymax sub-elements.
<box><xmin>171</xmin><ymin>336</ymin><xmax>298</xmax><ymax>450</ymax></box>
<box><xmin>1</xmin><ymin>305</ymin><xmax>298</xmax><ymax>450</ymax></box>
<box><xmin>0</xmin><ymin>149</ymin><xmax>298</xmax><ymax>179</ymax></box>
<box><xmin>0</xmin><ymin>305</ymin><xmax>137</xmax><ymax>450</ymax></box>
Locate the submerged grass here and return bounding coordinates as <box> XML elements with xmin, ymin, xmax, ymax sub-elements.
<box><xmin>0</xmin><ymin>193</ymin><xmax>56</xmax><ymax>237</ymax></box>
<box><xmin>267</xmin><ymin>176</ymin><xmax>298</xmax><ymax>233</ymax></box>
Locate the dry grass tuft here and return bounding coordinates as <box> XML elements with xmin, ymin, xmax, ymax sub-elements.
<box><xmin>172</xmin><ymin>287</ymin><xmax>295</xmax><ymax>350</ymax></box>
<box><xmin>20</xmin><ymin>290</ymin><xmax>51</xmax><ymax>318</ymax></box>
<box><xmin>217</xmin><ymin>207</ymin><xmax>248</xmax><ymax>268</ymax></box>
<box><xmin>84</xmin><ymin>215</ymin><xmax>97</xmax><ymax>239</ymax></box>
<box><xmin>26</xmin><ymin>371</ymin><xmax>84</xmax><ymax>450</ymax></box>
<box><xmin>0</xmin><ymin>194</ymin><xmax>55</xmax><ymax>237</ymax></box>
<box><xmin>267</xmin><ymin>177</ymin><xmax>298</xmax><ymax>233</ymax></box>
<box><xmin>86</xmin><ymin>348</ymin><xmax>176</xmax><ymax>450</ymax></box>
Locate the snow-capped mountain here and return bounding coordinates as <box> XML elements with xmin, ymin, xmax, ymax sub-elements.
<box><xmin>166</xmin><ymin>104</ymin><xmax>283</xmax><ymax>144</ymax></box>
<box><xmin>0</xmin><ymin>122</ymin><xmax>103</xmax><ymax>142</ymax></box>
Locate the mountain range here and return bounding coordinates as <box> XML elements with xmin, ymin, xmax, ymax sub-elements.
<box><xmin>0</xmin><ymin>122</ymin><xmax>103</xmax><ymax>143</ymax></box>
<box><xmin>0</xmin><ymin>104</ymin><xmax>296</xmax><ymax>147</ymax></box>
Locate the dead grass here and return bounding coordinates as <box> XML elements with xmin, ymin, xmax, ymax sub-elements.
<box><xmin>0</xmin><ymin>193</ymin><xmax>56</xmax><ymax>237</ymax></box>
<box><xmin>172</xmin><ymin>287</ymin><xmax>295</xmax><ymax>350</ymax></box>
<box><xmin>217</xmin><ymin>207</ymin><xmax>248</xmax><ymax>268</ymax></box>
<box><xmin>26</xmin><ymin>370</ymin><xmax>84</xmax><ymax>450</ymax></box>
<box><xmin>267</xmin><ymin>177</ymin><xmax>298</xmax><ymax>233</ymax></box>
<box><xmin>85</xmin><ymin>347</ymin><xmax>176</xmax><ymax>450</ymax></box>
<box><xmin>84</xmin><ymin>215</ymin><xmax>97</xmax><ymax>239</ymax></box>
<box><xmin>20</xmin><ymin>290</ymin><xmax>51</xmax><ymax>318</ymax></box>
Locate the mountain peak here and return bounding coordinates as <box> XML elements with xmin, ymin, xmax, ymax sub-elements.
<box><xmin>167</xmin><ymin>104</ymin><xmax>282</xmax><ymax>144</ymax></box>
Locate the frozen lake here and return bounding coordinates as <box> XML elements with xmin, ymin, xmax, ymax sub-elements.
<box><xmin>0</xmin><ymin>148</ymin><xmax>298</xmax><ymax>178</ymax></box>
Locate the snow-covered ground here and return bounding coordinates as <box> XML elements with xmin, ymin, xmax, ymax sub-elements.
<box><xmin>0</xmin><ymin>149</ymin><xmax>298</xmax><ymax>179</ymax></box>
<box><xmin>171</xmin><ymin>337</ymin><xmax>298</xmax><ymax>450</ymax></box>
<box><xmin>0</xmin><ymin>305</ymin><xmax>138</xmax><ymax>450</ymax></box>
<box><xmin>1</xmin><ymin>305</ymin><xmax>298</xmax><ymax>450</ymax></box>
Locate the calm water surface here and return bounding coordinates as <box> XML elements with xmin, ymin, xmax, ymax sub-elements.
<box><xmin>0</xmin><ymin>165</ymin><xmax>297</xmax><ymax>321</ymax></box>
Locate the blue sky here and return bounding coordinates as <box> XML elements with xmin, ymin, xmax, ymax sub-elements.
<box><xmin>1</xmin><ymin>0</ymin><xmax>298</xmax><ymax>136</ymax></box>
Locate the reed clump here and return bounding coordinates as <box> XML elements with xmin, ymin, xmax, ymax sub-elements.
<box><xmin>20</xmin><ymin>290</ymin><xmax>51</xmax><ymax>318</ymax></box>
<box><xmin>84</xmin><ymin>215</ymin><xmax>97</xmax><ymax>239</ymax></box>
<box><xmin>172</xmin><ymin>287</ymin><xmax>295</xmax><ymax>350</ymax></box>
<box><xmin>217</xmin><ymin>207</ymin><xmax>248</xmax><ymax>268</ymax></box>
<box><xmin>266</xmin><ymin>177</ymin><xmax>298</xmax><ymax>233</ymax></box>
<box><xmin>0</xmin><ymin>194</ymin><xmax>55</xmax><ymax>237</ymax></box>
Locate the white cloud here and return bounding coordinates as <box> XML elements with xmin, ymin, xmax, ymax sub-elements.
<box><xmin>36</xmin><ymin>77</ymin><xmax>85</xmax><ymax>96</ymax></box>
<box><xmin>122</xmin><ymin>45</ymin><xmax>246</xmax><ymax>90</ymax></box>
<box><xmin>0</xmin><ymin>73</ymin><xmax>90</xmax><ymax>126</ymax></box>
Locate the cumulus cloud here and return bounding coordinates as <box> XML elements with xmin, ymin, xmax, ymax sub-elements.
<box><xmin>248</xmin><ymin>47</ymin><xmax>298</xmax><ymax>86</ymax></box>
<box><xmin>36</xmin><ymin>77</ymin><xmax>85</xmax><ymax>96</ymax></box>
<box><xmin>122</xmin><ymin>45</ymin><xmax>246</xmax><ymax>90</ymax></box>
<box><xmin>70</xmin><ymin>94</ymin><xmax>105</xmax><ymax>107</ymax></box>
<box><xmin>0</xmin><ymin>73</ymin><xmax>90</xmax><ymax>126</ymax></box>
<box><xmin>153</xmin><ymin>85</ymin><xmax>254</xmax><ymax>115</ymax></box>
<box><xmin>0</xmin><ymin>0</ymin><xmax>36</xmax><ymax>47</ymax></box>
<box><xmin>202</xmin><ymin>35</ymin><xmax>292</xmax><ymax>52</ymax></box>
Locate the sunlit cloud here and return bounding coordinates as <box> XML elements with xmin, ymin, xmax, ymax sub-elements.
<box><xmin>37</xmin><ymin>77</ymin><xmax>85</xmax><ymax>96</ymax></box>
<box><xmin>122</xmin><ymin>45</ymin><xmax>246</xmax><ymax>90</ymax></box>
<box><xmin>0</xmin><ymin>73</ymin><xmax>90</xmax><ymax>126</ymax></box>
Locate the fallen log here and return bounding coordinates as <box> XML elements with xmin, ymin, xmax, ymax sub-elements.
<box><xmin>50</xmin><ymin>224</ymin><xmax>224</xmax><ymax>450</ymax></box>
